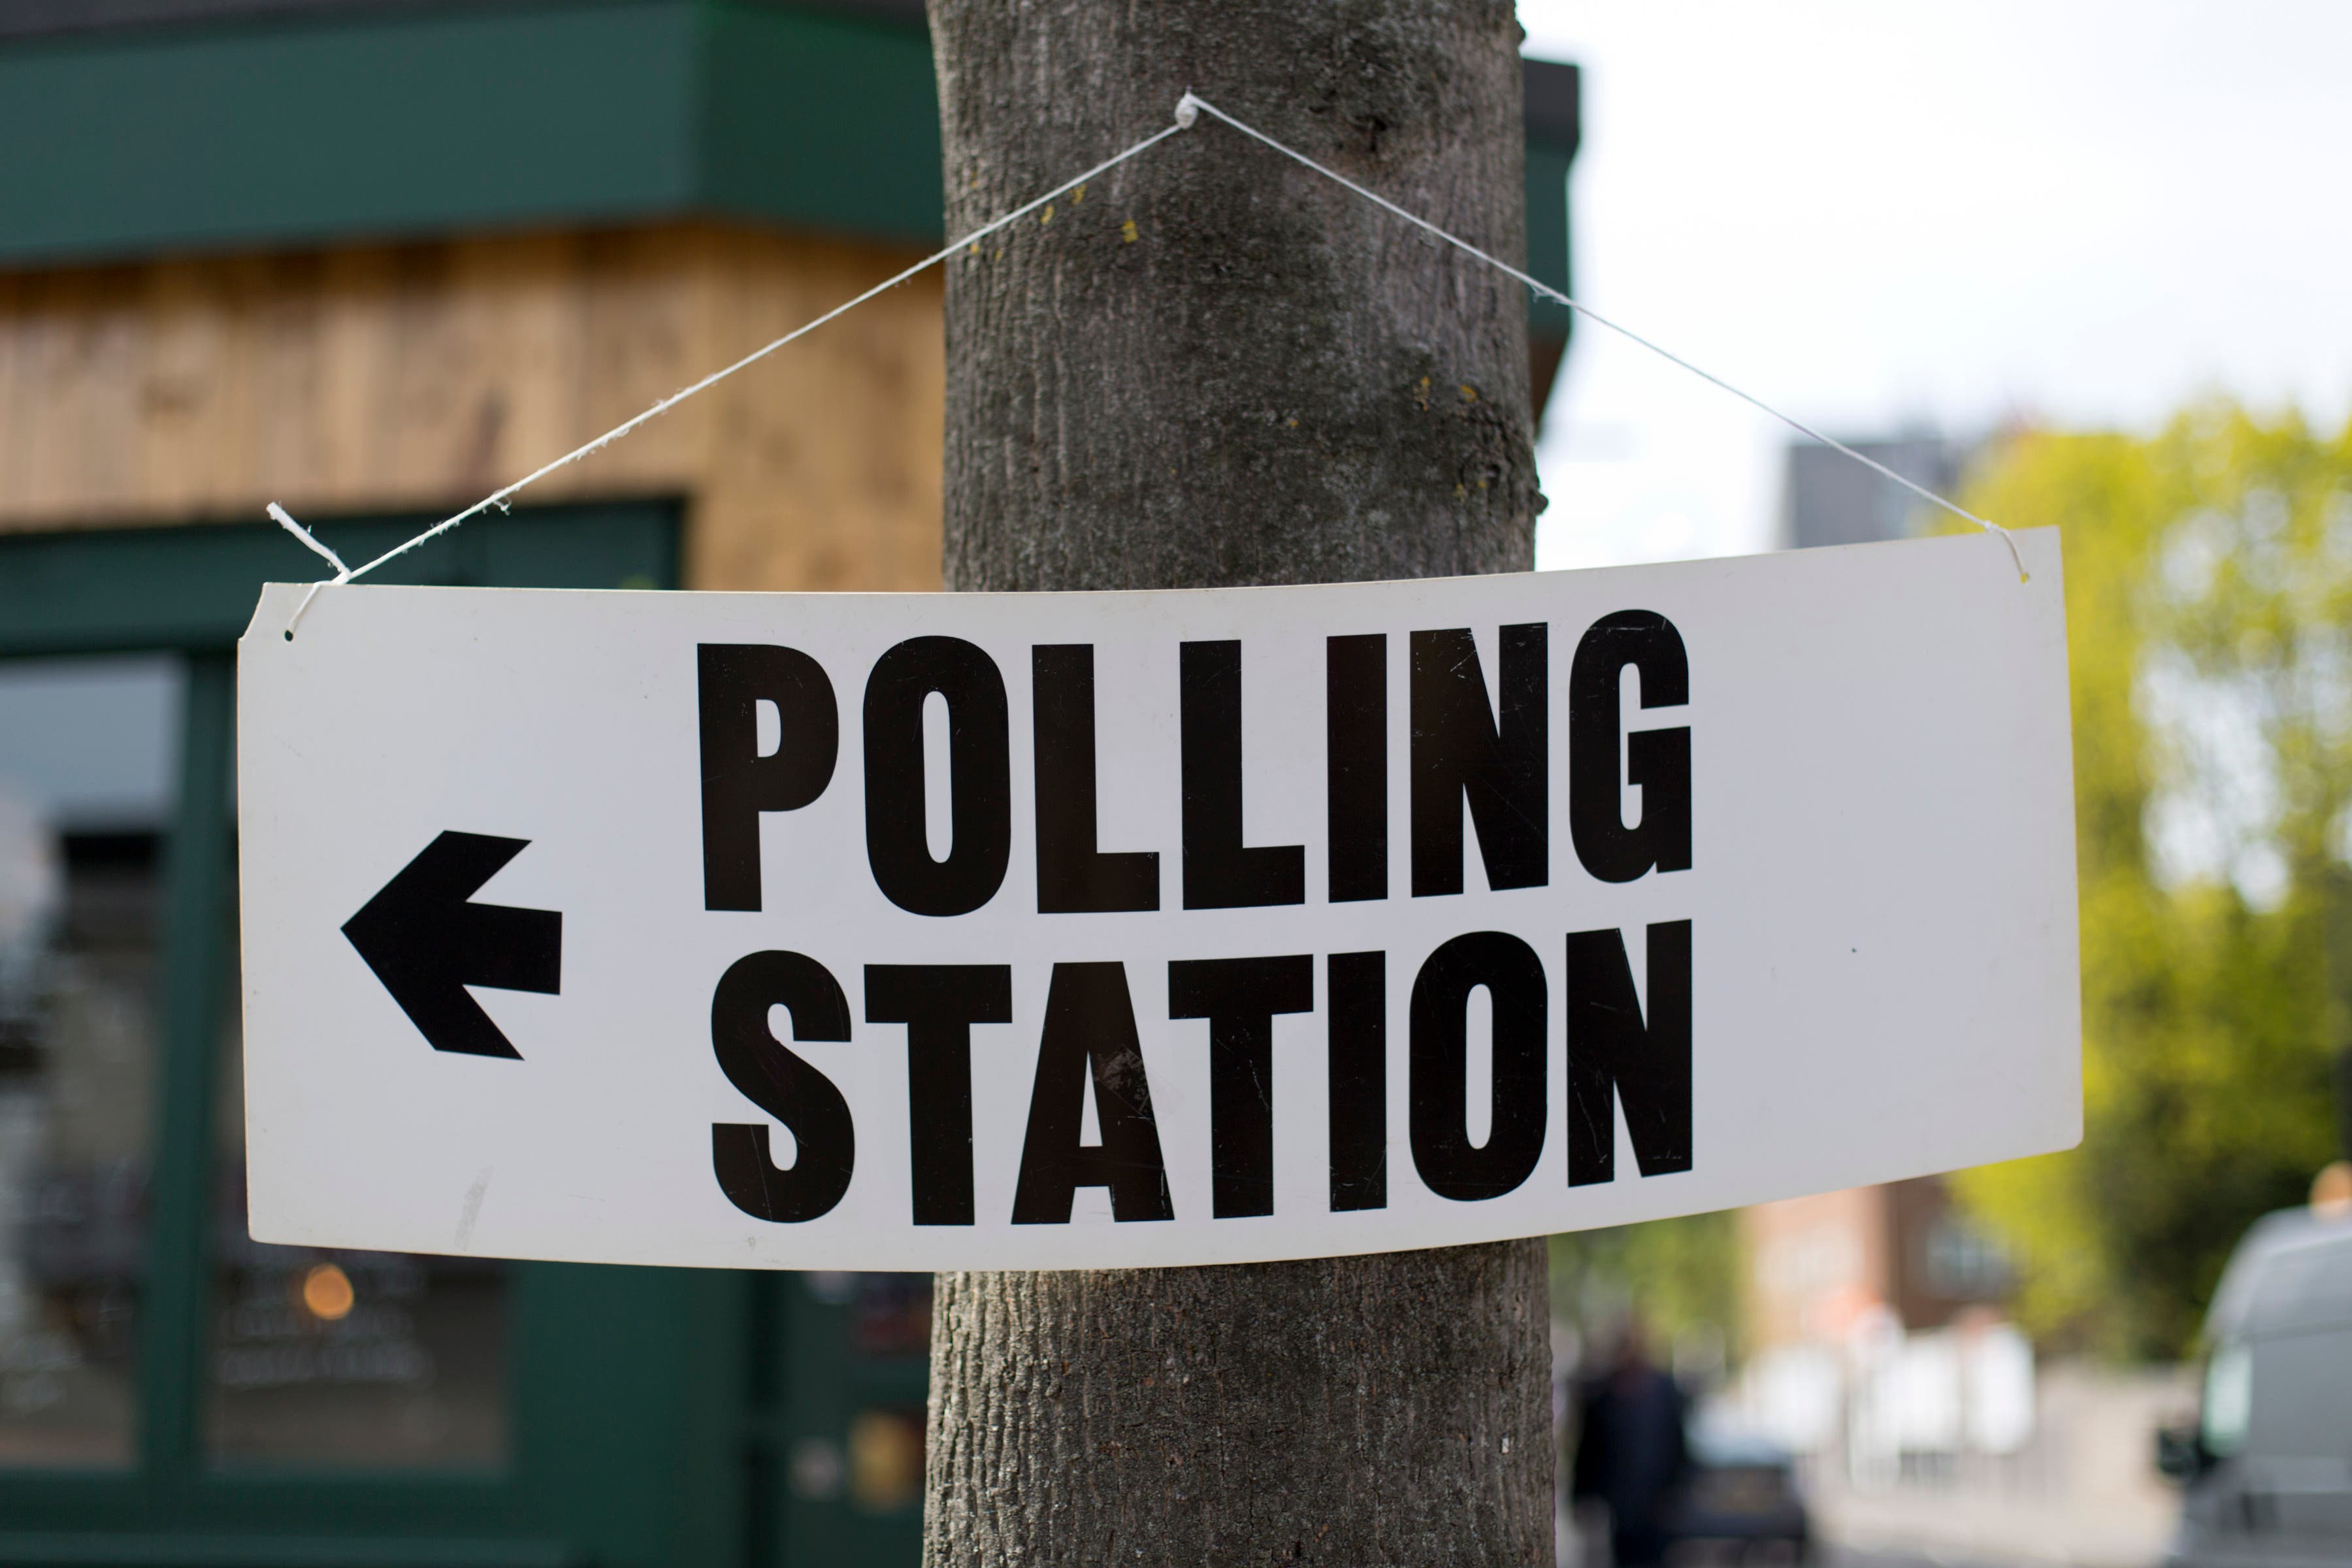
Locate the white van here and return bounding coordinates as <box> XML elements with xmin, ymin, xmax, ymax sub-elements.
<box><xmin>2160</xmin><ymin>1209</ymin><xmax>2352</xmax><ymax>1566</ymax></box>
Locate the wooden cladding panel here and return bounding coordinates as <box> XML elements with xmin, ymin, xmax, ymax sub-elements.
<box><xmin>0</xmin><ymin>225</ymin><xmax>946</xmax><ymax>592</ymax></box>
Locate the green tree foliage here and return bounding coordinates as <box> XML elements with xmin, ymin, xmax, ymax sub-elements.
<box><xmin>1552</xmin><ymin>1209</ymin><xmax>1743</xmax><ymax>1374</ymax></box>
<box><xmin>1953</xmin><ymin>402</ymin><xmax>2352</xmax><ymax>1360</ymax></box>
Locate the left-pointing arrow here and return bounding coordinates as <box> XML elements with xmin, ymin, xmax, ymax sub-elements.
<box><xmin>342</xmin><ymin>832</ymin><xmax>562</xmax><ymax>1060</ymax></box>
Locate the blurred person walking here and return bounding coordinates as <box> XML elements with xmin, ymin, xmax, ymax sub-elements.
<box><xmin>1573</xmin><ymin>1322</ymin><xmax>1692</xmax><ymax>1567</ymax></box>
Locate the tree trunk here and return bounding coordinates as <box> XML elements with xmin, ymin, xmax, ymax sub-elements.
<box><xmin>925</xmin><ymin>3</ymin><xmax>1552</xmax><ymax>1563</ymax></box>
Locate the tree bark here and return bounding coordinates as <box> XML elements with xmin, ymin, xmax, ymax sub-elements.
<box><xmin>925</xmin><ymin>3</ymin><xmax>1552</xmax><ymax>1563</ymax></box>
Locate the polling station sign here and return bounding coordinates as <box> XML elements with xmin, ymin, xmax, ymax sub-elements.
<box><xmin>237</xmin><ymin>529</ymin><xmax>2079</xmax><ymax>1271</ymax></box>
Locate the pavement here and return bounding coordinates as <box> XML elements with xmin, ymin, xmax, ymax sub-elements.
<box><xmin>1825</xmin><ymin>1548</ymin><xmax>2026</xmax><ymax>1568</ymax></box>
<box><xmin>1560</xmin><ymin>1453</ymin><xmax>2178</xmax><ymax>1568</ymax></box>
<box><xmin>1560</xmin><ymin>1486</ymin><xmax>2170</xmax><ymax>1568</ymax></box>
<box><xmin>1812</xmin><ymin>1484</ymin><xmax>2172</xmax><ymax>1568</ymax></box>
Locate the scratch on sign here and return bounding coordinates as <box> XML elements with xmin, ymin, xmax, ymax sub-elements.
<box><xmin>455</xmin><ymin>1167</ymin><xmax>493</xmax><ymax>1251</ymax></box>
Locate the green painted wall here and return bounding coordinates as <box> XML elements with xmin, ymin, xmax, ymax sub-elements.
<box><xmin>701</xmin><ymin>5</ymin><xmax>947</xmax><ymax>245</ymax></box>
<box><xmin>0</xmin><ymin>508</ymin><xmax>681</xmax><ymax>657</ymax></box>
<box><xmin>0</xmin><ymin>509</ymin><xmax>753</xmax><ymax>1568</ymax></box>
<box><xmin>0</xmin><ymin>2</ymin><xmax>943</xmax><ymax>266</ymax></box>
<box><xmin>0</xmin><ymin>2</ymin><xmax>1572</xmax><ymax>340</ymax></box>
<box><xmin>1527</xmin><ymin>144</ymin><xmax>1576</xmax><ymax>348</ymax></box>
<box><xmin>0</xmin><ymin>508</ymin><xmax>939</xmax><ymax>1568</ymax></box>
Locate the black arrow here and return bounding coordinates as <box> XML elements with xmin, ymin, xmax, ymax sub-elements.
<box><xmin>342</xmin><ymin>832</ymin><xmax>562</xmax><ymax>1060</ymax></box>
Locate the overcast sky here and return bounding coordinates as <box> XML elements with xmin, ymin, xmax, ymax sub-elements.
<box><xmin>1516</xmin><ymin>0</ymin><xmax>2352</xmax><ymax>570</ymax></box>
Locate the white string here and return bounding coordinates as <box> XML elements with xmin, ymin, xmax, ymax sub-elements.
<box><xmin>269</xmin><ymin>502</ymin><xmax>350</xmax><ymax>578</ymax></box>
<box><xmin>1174</xmin><ymin>93</ymin><xmax>2027</xmax><ymax>583</ymax></box>
<box><xmin>274</xmin><ymin>113</ymin><xmax>1194</xmax><ymax>636</ymax></box>
<box><xmin>273</xmin><ymin>89</ymin><xmax>2024</xmax><ymax>638</ymax></box>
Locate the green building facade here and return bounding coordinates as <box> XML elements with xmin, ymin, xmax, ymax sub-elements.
<box><xmin>0</xmin><ymin>6</ymin><xmax>1576</xmax><ymax>1563</ymax></box>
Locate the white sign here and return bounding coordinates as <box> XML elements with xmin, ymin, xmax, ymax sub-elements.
<box><xmin>237</xmin><ymin>529</ymin><xmax>2080</xmax><ymax>1271</ymax></box>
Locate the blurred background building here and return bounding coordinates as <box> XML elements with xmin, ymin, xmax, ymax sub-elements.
<box><xmin>0</xmin><ymin>5</ymin><xmax>1580</xmax><ymax>1565</ymax></box>
<box><xmin>1549</xmin><ymin>430</ymin><xmax>2352</xmax><ymax>1568</ymax></box>
<box><xmin>1527</xmin><ymin>0</ymin><xmax>2352</xmax><ymax>1560</ymax></box>
<box><xmin>1778</xmin><ymin>434</ymin><xmax>1968</xmax><ymax>552</ymax></box>
<box><xmin>1690</xmin><ymin>437</ymin><xmax>2197</xmax><ymax>1565</ymax></box>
